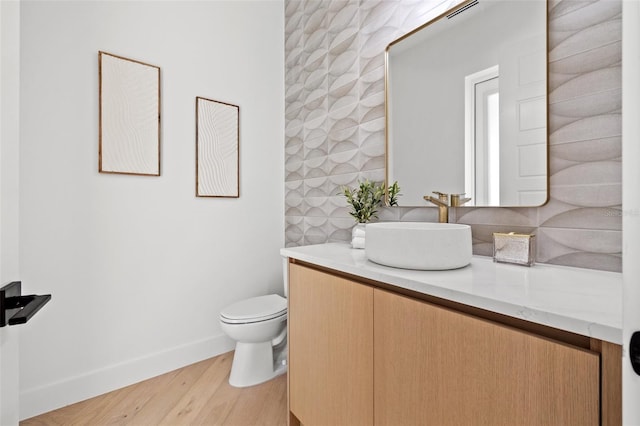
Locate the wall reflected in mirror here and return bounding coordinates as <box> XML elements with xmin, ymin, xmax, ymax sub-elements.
<box><xmin>386</xmin><ymin>0</ymin><xmax>548</xmax><ymax>207</ymax></box>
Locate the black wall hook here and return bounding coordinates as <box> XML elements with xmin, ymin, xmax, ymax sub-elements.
<box><xmin>0</xmin><ymin>281</ymin><xmax>51</xmax><ymax>327</ymax></box>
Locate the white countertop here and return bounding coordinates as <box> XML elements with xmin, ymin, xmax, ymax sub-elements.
<box><xmin>280</xmin><ymin>243</ymin><xmax>623</xmax><ymax>344</ymax></box>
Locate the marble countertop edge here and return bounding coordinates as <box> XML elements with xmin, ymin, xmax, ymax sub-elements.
<box><xmin>281</xmin><ymin>243</ymin><xmax>623</xmax><ymax>345</ymax></box>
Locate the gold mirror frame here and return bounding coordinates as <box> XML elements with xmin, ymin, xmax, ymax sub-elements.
<box><xmin>384</xmin><ymin>0</ymin><xmax>549</xmax><ymax>208</ymax></box>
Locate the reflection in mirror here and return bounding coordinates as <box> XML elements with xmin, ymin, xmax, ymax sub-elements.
<box><xmin>386</xmin><ymin>0</ymin><xmax>548</xmax><ymax>207</ymax></box>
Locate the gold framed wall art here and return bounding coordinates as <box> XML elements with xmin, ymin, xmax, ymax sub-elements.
<box><xmin>99</xmin><ymin>51</ymin><xmax>161</xmax><ymax>176</ymax></box>
<box><xmin>196</xmin><ymin>97</ymin><xmax>240</xmax><ymax>197</ymax></box>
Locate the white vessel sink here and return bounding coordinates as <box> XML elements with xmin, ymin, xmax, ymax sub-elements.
<box><xmin>365</xmin><ymin>222</ymin><xmax>472</xmax><ymax>270</ymax></box>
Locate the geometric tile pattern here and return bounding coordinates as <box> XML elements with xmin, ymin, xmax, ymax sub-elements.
<box><xmin>285</xmin><ymin>0</ymin><xmax>622</xmax><ymax>272</ymax></box>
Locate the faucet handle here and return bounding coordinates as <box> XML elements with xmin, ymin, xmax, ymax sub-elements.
<box><xmin>432</xmin><ymin>191</ymin><xmax>449</xmax><ymax>203</ymax></box>
<box><xmin>451</xmin><ymin>193</ymin><xmax>471</xmax><ymax>207</ymax></box>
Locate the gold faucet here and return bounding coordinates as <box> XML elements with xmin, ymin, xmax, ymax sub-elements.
<box><xmin>423</xmin><ymin>192</ymin><xmax>472</xmax><ymax>223</ymax></box>
<box><xmin>423</xmin><ymin>191</ymin><xmax>450</xmax><ymax>223</ymax></box>
<box><xmin>451</xmin><ymin>193</ymin><xmax>472</xmax><ymax>207</ymax></box>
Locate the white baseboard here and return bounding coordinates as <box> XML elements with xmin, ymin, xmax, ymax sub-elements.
<box><xmin>19</xmin><ymin>334</ymin><xmax>236</xmax><ymax>420</ymax></box>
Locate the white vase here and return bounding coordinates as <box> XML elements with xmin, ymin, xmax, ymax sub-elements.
<box><xmin>351</xmin><ymin>223</ymin><xmax>366</xmax><ymax>249</ymax></box>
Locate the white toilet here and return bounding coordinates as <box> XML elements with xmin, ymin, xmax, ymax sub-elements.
<box><xmin>219</xmin><ymin>259</ymin><xmax>288</xmax><ymax>387</ymax></box>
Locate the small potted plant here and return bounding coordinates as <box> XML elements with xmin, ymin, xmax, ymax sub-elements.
<box><xmin>341</xmin><ymin>180</ymin><xmax>400</xmax><ymax>248</ymax></box>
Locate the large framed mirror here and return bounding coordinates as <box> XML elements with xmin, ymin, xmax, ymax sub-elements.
<box><xmin>385</xmin><ymin>0</ymin><xmax>548</xmax><ymax>207</ymax></box>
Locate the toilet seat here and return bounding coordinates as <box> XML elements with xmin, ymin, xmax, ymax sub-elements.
<box><xmin>220</xmin><ymin>294</ymin><xmax>287</xmax><ymax>324</ymax></box>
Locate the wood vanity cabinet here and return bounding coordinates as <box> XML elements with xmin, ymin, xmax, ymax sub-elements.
<box><xmin>287</xmin><ymin>261</ymin><xmax>621</xmax><ymax>426</ymax></box>
<box><xmin>375</xmin><ymin>289</ymin><xmax>598</xmax><ymax>425</ymax></box>
<box><xmin>288</xmin><ymin>262</ymin><xmax>374</xmax><ymax>426</ymax></box>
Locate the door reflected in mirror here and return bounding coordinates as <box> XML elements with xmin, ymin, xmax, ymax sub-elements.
<box><xmin>386</xmin><ymin>0</ymin><xmax>548</xmax><ymax>207</ymax></box>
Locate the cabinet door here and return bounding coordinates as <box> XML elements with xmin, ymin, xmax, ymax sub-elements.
<box><xmin>288</xmin><ymin>263</ymin><xmax>373</xmax><ymax>425</ymax></box>
<box><xmin>374</xmin><ymin>289</ymin><xmax>600</xmax><ymax>426</ymax></box>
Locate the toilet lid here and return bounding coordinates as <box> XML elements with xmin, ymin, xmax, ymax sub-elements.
<box><xmin>220</xmin><ymin>294</ymin><xmax>287</xmax><ymax>323</ymax></box>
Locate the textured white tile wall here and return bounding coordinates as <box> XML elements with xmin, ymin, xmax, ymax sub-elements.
<box><xmin>285</xmin><ymin>0</ymin><xmax>622</xmax><ymax>272</ymax></box>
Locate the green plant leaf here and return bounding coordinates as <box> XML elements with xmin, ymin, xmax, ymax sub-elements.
<box><xmin>340</xmin><ymin>179</ymin><xmax>390</xmax><ymax>223</ymax></box>
<box><xmin>388</xmin><ymin>181</ymin><xmax>401</xmax><ymax>206</ymax></box>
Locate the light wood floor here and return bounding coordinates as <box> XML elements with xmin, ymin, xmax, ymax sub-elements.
<box><xmin>20</xmin><ymin>351</ymin><xmax>287</xmax><ymax>426</ymax></box>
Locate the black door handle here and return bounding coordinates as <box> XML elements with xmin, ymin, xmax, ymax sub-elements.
<box><xmin>0</xmin><ymin>281</ymin><xmax>51</xmax><ymax>327</ymax></box>
<box><xmin>632</xmin><ymin>331</ymin><xmax>640</xmax><ymax>376</ymax></box>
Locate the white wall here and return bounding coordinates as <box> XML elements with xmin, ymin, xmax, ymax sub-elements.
<box><xmin>1</xmin><ymin>1</ymin><xmax>22</xmax><ymax>424</ymax></box>
<box><xmin>18</xmin><ymin>0</ymin><xmax>284</xmax><ymax>419</ymax></box>
<box><xmin>622</xmin><ymin>0</ymin><xmax>640</xmax><ymax>422</ymax></box>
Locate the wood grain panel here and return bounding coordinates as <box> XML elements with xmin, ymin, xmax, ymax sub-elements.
<box><xmin>592</xmin><ymin>339</ymin><xmax>622</xmax><ymax>426</ymax></box>
<box><xmin>374</xmin><ymin>288</ymin><xmax>600</xmax><ymax>426</ymax></box>
<box><xmin>288</xmin><ymin>263</ymin><xmax>373</xmax><ymax>425</ymax></box>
